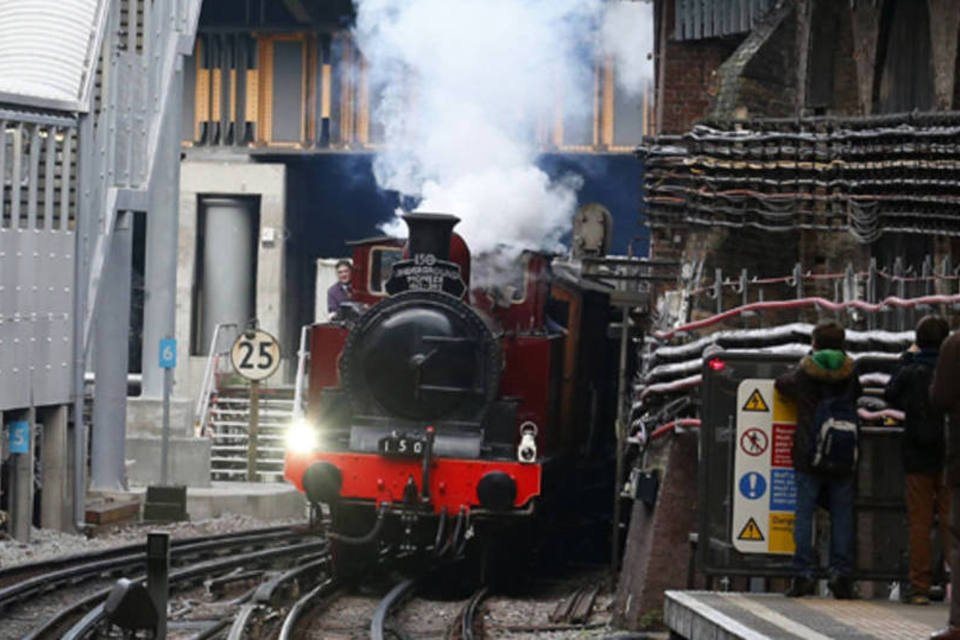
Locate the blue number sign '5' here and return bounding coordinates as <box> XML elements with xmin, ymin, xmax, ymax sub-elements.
<box><xmin>8</xmin><ymin>420</ymin><xmax>30</xmax><ymax>454</ymax></box>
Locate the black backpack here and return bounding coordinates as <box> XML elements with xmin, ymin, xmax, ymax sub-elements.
<box><xmin>810</xmin><ymin>394</ymin><xmax>860</xmax><ymax>474</ymax></box>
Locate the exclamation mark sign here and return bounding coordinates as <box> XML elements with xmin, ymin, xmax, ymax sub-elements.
<box><xmin>749</xmin><ymin>473</ymin><xmax>757</xmax><ymax>498</ymax></box>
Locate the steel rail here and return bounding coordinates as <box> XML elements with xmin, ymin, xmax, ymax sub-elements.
<box><xmin>0</xmin><ymin>526</ymin><xmax>303</xmax><ymax>610</ymax></box>
<box><xmin>0</xmin><ymin>524</ymin><xmax>296</xmax><ymax>585</ymax></box>
<box><xmin>225</xmin><ymin>554</ymin><xmax>334</xmax><ymax>638</ymax></box>
<box><xmin>278</xmin><ymin>577</ymin><xmax>340</xmax><ymax>640</ymax></box>
<box><xmin>370</xmin><ymin>578</ymin><xmax>419</xmax><ymax>640</ymax></box>
<box><xmin>39</xmin><ymin>538</ymin><xmax>327</xmax><ymax>640</ymax></box>
<box><xmin>459</xmin><ymin>587</ymin><xmax>489</xmax><ymax>640</ymax></box>
<box><xmin>225</xmin><ymin>603</ymin><xmax>259</xmax><ymax>640</ymax></box>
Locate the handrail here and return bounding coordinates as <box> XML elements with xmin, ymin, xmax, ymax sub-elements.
<box><xmin>195</xmin><ymin>322</ymin><xmax>238</xmax><ymax>436</ymax></box>
<box><xmin>292</xmin><ymin>324</ymin><xmax>312</xmax><ymax>421</ymax></box>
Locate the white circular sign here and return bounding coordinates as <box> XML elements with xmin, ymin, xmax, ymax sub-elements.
<box><xmin>231</xmin><ymin>330</ymin><xmax>281</xmax><ymax>381</ymax></box>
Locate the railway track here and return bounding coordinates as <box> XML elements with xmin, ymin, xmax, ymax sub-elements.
<box><xmin>0</xmin><ymin>525</ymin><xmax>324</xmax><ymax>639</ymax></box>
<box><xmin>2</xmin><ymin>526</ymin><xmax>613</xmax><ymax>639</ymax></box>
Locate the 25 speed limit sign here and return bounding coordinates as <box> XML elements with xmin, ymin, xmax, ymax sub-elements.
<box><xmin>231</xmin><ymin>330</ymin><xmax>281</xmax><ymax>381</ymax></box>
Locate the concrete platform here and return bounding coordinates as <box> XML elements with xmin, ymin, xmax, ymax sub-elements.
<box><xmin>665</xmin><ymin>590</ymin><xmax>948</xmax><ymax>639</ymax></box>
<box><xmin>130</xmin><ymin>482</ymin><xmax>307</xmax><ymax>521</ymax></box>
<box><xmin>126</xmin><ymin>436</ymin><xmax>212</xmax><ymax>487</ymax></box>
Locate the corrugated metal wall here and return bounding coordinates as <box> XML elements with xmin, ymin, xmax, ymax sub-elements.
<box><xmin>673</xmin><ymin>0</ymin><xmax>773</xmax><ymax>41</ymax></box>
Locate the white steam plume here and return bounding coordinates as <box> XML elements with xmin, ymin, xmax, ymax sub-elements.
<box><xmin>353</xmin><ymin>0</ymin><xmax>652</xmax><ymax>255</ymax></box>
<box><xmin>602</xmin><ymin>1</ymin><xmax>654</xmax><ymax>97</ymax></box>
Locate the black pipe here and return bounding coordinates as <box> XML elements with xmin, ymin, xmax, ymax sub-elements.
<box><xmin>432</xmin><ymin>508</ymin><xmax>448</xmax><ymax>557</ymax></box>
<box><xmin>437</xmin><ymin>508</ymin><xmax>465</xmax><ymax>558</ymax></box>
<box><xmin>421</xmin><ymin>427</ymin><xmax>436</xmax><ymax>503</ymax></box>
<box><xmin>454</xmin><ymin>510</ymin><xmax>471</xmax><ymax>558</ymax></box>
<box><xmin>329</xmin><ymin>504</ymin><xmax>388</xmax><ymax>546</ymax></box>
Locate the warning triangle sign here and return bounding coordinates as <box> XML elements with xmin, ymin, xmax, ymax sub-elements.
<box><xmin>742</xmin><ymin>389</ymin><xmax>770</xmax><ymax>412</ymax></box>
<box><xmin>737</xmin><ymin>517</ymin><xmax>765</xmax><ymax>541</ymax></box>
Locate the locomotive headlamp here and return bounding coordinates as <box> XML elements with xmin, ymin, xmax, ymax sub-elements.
<box><xmin>517</xmin><ymin>421</ymin><xmax>538</xmax><ymax>464</ymax></box>
<box><xmin>285</xmin><ymin>418</ymin><xmax>318</xmax><ymax>453</ymax></box>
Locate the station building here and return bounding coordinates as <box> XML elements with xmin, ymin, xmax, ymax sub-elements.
<box><xmin>160</xmin><ymin>0</ymin><xmax>655</xmax><ymax>483</ymax></box>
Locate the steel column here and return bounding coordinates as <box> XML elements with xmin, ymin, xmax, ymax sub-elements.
<box><xmin>90</xmin><ymin>211</ymin><xmax>134</xmax><ymax>491</ymax></box>
<box><xmin>9</xmin><ymin>407</ymin><xmax>36</xmax><ymax>542</ymax></box>
<box><xmin>40</xmin><ymin>405</ymin><xmax>71</xmax><ymax>530</ymax></box>
<box><xmin>140</xmin><ymin>65</ymin><xmax>184</xmax><ymax>399</ymax></box>
<box><xmin>72</xmin><ymin>112</ymin><xmax>97</xmax><ymax>529</ymax></box>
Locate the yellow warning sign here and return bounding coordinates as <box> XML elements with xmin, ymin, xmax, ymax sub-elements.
<box><xmin>737</xmin><ymin>517</ymin><xmax>765</xmax><ymax>541</ymax></box>
<box><xmin>742</xmin><ymin>389</ymin><xmax>770</xmax><ymax>412</ymax></box>
<box><xmin>773</xmin><ymin>389</ymin><xmax>797</xmax><ymax>423</ymax></box>
<box><xmin>768</xmin><ymin>512</ymin><xmax>796</xmax><ymax>554</ymax></box>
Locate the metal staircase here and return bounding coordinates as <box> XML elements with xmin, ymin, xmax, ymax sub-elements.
<box><xmin>194</xmin><ymin>323</ymin><xmax>301</xmax><ymax>482</ymax></box>
<box><xmin>207</xmin><ymin>386</ymin><xmax>295</xmax><ymax>482</ymax></box>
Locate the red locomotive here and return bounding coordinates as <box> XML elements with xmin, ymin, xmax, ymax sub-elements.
<box><xmin>284</xmin><ymin>212</ymin><xmax>617</xmax><ymax>564</ymax></box>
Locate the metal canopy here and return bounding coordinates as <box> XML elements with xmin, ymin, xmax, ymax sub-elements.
<box><xmin>673</xmin><ymin>0</ymin><xmax>774</xmax><ymax>41</ymax></box>
<box><xmin>0</xmin><ymin>0</ymin><xmax>109</xmax><ymax>112</ymax></box>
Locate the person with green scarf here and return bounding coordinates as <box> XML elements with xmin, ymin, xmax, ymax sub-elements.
<box><xmin>775</xmin><ymin>321</ymin><xmax>862</xmax><ymax>599</ymax></box>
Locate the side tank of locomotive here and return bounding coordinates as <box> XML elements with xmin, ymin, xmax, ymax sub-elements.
<box><xmin>285</xmin><ymin>213</ymin><xmax>549</xmax><ymax>520</ymax></box>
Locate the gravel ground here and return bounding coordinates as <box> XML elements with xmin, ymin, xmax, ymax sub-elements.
<box><xmin>0</xmin><ymin>513</ymin><xmax>306</xmax><ymax>570</ymax></box>
<box><xmin>301</xmin><ymin>567</ymin><xmax>622</xmax><ymax>639</ymax></box>
<box><xmin>483</xmin><ymin>591</ymin><xmax>616</xmax><ymax>639</ymax></box>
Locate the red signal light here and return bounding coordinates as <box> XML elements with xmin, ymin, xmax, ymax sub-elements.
<box><xmin>707</xmin><ymin>358</ymin><xmax>726</xmax><ymax>372</ymax></box>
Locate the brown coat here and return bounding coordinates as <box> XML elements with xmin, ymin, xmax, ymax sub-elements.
<box><xmin>931</xmin><ymin>331</ymin><xmax>960</xmax><ymax>485</ymax></box>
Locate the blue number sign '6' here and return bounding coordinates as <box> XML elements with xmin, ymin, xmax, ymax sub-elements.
<box><xmin>8</xmin><ymin>420</ymin><xmax>30</xmax><ymax>454</ymax></box>
<box><xmin>159</xmin><ymin>338</ymin><xmax>177</xmax><ymax>369</ymax></box>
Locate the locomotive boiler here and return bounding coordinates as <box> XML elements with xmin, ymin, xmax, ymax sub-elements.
<box><xmin>284</xmin><ymin>212</ymin><xmax>618</xmax><ymax>566</ymax></box>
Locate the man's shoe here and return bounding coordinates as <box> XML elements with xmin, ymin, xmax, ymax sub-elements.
<box><xmin>786</xmin><ymin>577</ymin><xmax>816</xmax><ymax>597</ymax></box>
<box><xmin>931</xmin><ymin>626</ymin><xmax>960</xmax><ymax>640</ymax></box>
<box><xmin>828</xmin><ymin>575</ymin><xmax>855</xmax><ymax>600</ymax></box>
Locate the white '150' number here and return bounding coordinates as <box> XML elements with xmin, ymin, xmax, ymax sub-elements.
<box><xmin>385</xmin><ymin>439</ymin><xmax>424</xmax><ymax>454</ymax></box>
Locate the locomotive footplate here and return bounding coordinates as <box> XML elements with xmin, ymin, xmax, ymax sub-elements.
<box><xmin>285</xmin><ymin>451</ymin><xmax>542</xmax><ymax>513</ymax></box>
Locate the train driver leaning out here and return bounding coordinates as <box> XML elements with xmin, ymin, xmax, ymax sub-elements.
<box><xmin>327</xmin><ymin>259</ymin><xmax>354</xmax><ymax>318</ymax></box>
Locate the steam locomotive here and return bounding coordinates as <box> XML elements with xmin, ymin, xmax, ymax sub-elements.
<box><xmin>284</xmin><ymin>212</ymin><xmax>618</xmax><ymax>565</ymax></box>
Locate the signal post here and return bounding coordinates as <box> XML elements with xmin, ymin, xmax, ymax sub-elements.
<box><xmin>230</xmin><ymin>328</ymin><xmax>281</xmax><ymax>482</ymax></box>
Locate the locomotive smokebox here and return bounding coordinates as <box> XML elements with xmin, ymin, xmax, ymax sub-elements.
<box><xmin>403</xmin><ymin>212</ymin><xmax>460</xmax><ymax>261</ymax></box>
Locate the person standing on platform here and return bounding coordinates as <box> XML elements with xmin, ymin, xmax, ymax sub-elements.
<box><xmin>327</xmin><ymin>259</ymin><xmax>354</xmax><ymax>318</ymax></box>
<box><xmin>886</xmin><ymin>316</ymin><xmax>951</xmax><ymax>605</ymax></box>
<box><xmin>930</xmin><ymin>326</ymin><xmax>960</xmax><ymax>640</ymax></box>
<box><xmin>776</xmin><ymin>321</ymin><xmax>861</xmax><ymax>599</ymax></box>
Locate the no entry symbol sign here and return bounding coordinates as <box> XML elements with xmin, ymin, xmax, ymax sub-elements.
<box><xmin>739</xmin><ymin>428</ymin><xmax>769</xmax><ymax>456</ymax></box>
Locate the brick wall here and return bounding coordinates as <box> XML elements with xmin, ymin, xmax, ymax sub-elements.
<box><xmin>613</xmin><ymin>430</ymin><xmax>699</xmax><ymax>630</ymax></box>
<box><xmin>658</xmin><ymin>0</ymin><xmax>741</xmax><ymax>134</ymax></box>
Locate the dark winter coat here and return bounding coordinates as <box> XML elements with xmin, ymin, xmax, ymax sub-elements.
<box><xmin>884</xmin><ymin>349</ymin><xmax>945</xmax><ymax>474</ymax></box>
<box><xmin>931</xmin><ymin>332</ymin><xmax>960</xmax><ymax>485</ymax></box>
<box><xmin>774</xmin><ymin>350</ymin><xmax>862</xmax><ymax>476</ymax></box>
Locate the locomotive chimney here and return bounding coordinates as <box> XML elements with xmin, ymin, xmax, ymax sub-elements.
<box><xmin>403</xmin><ymin>212</ymin><xmax>460</xmax><ymax>261</ymax></box>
